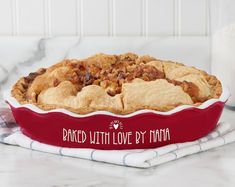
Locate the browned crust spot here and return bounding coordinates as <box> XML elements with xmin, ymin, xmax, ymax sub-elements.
<box><xmin>11</xmin><ymin>68</ymin><xmax>46</xmax><ymax>104</ymax></box>
<box><xmin>11</xmin><ymin>53</ymin><xmax>222</xmax><ymax>115</ymax></box>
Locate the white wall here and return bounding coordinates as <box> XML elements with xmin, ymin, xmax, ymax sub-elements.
<box><xmin>0</xmin><ymin>0</ymin><xmax>210</xmax><ymax>36</ymax></box>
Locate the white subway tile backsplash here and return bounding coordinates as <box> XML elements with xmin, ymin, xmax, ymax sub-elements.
<box><xmin>180</xmin><ymin>0</ymin><xmax>207</xmax><ymax>35</ymax></box>
<box><xmin>0</xmin><ymin>0</ymin><xmax>12</xmax><ymax>35</ymax></box>
<box><xmin>0</xmin><ymin>0</ymin><xmax>210</xmax><ymax>36</ymax></box>
<box><xmin>114</xmin><ymin>0</ymin><xmax>142</xmax><ymax>36</ymax></box>
<box><xmin>50</xmin><ymin>0</ymin><xmax>77</xmax><ymax>36</ymax></box>
<box><xmin>18</xmin><ymin>0</ymin><xmax>44</xmax><ymax>35</ymax></box>
<box><xmin>147</xmin><ymin>0</ymin><xmax>174</xmax><ymax>36</ymax></box>
<box><xmin>82</xmin><ymin>0</ymin><xmax>109</xmax><ymax>36</ymax></box>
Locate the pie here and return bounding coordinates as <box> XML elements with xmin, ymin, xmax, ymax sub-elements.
<box><xmin>11</xmin><ymin>53</ymin><xmax>222</xmax><ymax>114</ymax></box>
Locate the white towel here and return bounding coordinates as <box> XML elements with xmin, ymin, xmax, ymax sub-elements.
<box><xmin>1</xmin><ymin>108</ymin><xmax>235</xmax><ymax>168</ymax></box>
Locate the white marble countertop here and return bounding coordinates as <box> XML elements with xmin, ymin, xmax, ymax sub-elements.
<box><xmin>0</xmin><ymin>108</ymin><xmax>234</xmax><ymax>187</ymax></box>
<box><xmin>0</xmin><ymin>36</ymin><xmax>234</xmax><ymax>187</ymax></box>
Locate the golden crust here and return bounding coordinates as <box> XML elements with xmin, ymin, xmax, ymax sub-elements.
<box><xmin>11</xmin><ymin>53</ymin><xmax>222</xmax><ymax>115</ymax></box>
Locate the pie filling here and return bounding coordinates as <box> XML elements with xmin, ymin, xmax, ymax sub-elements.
<box><xmin>11</xmin><ymin>53</ymin><xmax>222</xmax><ymax>114</ymax></box>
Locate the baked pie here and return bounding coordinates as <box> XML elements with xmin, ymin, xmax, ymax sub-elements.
<box><xmin>11</xmin><ymin>53</ymin><xmax>222</xmax><ymax>115</ymax></box>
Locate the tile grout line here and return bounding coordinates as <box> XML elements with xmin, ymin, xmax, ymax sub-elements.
<box><xmin>205</xmin><ymin>0</ymin><xmax>211</xmax><ymax>36</ymax></box>
<box><xmin>145</xmin><ymin>0</ymin><xmax>149</xmax><ymax>37</ymax></box>
<box><xmin>44</xmin><ymin>0</ymin><xmax>51</xmax><ymax>37</ymax></box>
<box><xmin>43</xmin><ymin>0</ymin><xmax>47</xmax><ymax>37</ymax></box>
<box><xmin>108</xmin><ymin>0</ymin><xmax>114</xmax><ymax>36</ymax></box>
<box><xmin>206</xmin><ymin>0</ymin><xmax>211</xmax><ymax>71</ymax></box>
<box><xmin>75</xmin><ymin>0</ymin><xmax>80</xmax><ymax>36</ymax></box>
<box><xmin>141</xmin><ymin>0</ymin><xmax>144</xmax><ymax>36</ymax></box>
<box><xmin>48</xmin><ymin>0</ymin><xmax>51</xmax><ymax>37</ymax></box>
<box><xmin>80</xmin><ymin>0</ymin><xmax>84</xmax><ymax>36</ymax></box>
<box><xmin>177</xmin><ymin>0</ymin><xmax>181</xmax><ymax>36</ymax></box>
<box><xmin>141</xmin><ymin>0</ymin><xmax>148</xmax><ymax>37</ymax></box>
<box><xmin>173</xmin><ymin>0</ymin><xmax>177</xmax><ymax>36</ymax></box>
<box><xmin>112</xmin><ymin>0</ymin><xmax>116</xmax><ymax>36</ymax></box>
<box><xmin>12</xmin><ymin>0</ymin><xmax>19</xmax><ymax>36</ymax></box>
<box><xmin>174</xmin><ymin>0</ymin><xmax>181</xmax><ymax>37</ymax></box>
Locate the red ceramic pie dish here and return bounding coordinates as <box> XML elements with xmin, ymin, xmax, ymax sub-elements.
<box><xmin>4</xmin><ymin>85</ymin><xmax>230</xmax><ymax>150</ymax></box>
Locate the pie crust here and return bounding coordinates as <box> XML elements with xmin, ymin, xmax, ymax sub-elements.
<box><xmin>11</xmin><ymin>53</ymin><xmax>222</xmax><ymax>115</ymax></box>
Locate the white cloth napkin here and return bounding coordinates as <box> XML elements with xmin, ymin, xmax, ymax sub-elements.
<box><xmin>1</xmin><ymin>108</ymin><xmax>235</xmax><ymax>168</ymax></box>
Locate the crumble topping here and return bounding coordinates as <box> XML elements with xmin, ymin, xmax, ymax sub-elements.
<box><xmin>11</xmin><ymin>53</ymin><xmax>222</xmax><ymax>114</ymax></box>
